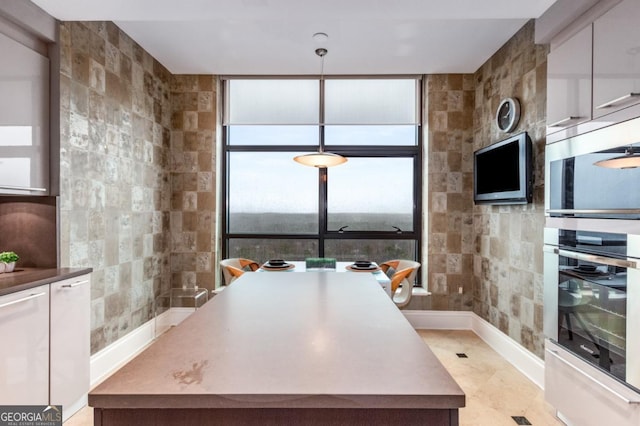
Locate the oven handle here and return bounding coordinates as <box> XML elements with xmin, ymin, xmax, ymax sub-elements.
<box><xmin>546</xmin><ymin>348</ymin><xmax>640</xmax><ymax>404</ymax></box>
<box><xmin>547</xmin><ymin>209</ymin><xmax>640</xmax><ymax>215</ymax></box>
<box><xmin>554</xmin><ymin>248</ymin><xmax>638</xmax><ymax>270</ymax></box>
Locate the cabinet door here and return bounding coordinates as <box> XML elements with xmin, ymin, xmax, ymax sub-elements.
<box><xmin>593</xmin><ymin>0</ymin><xmax>640</xmax><ymax>118</ymax></box>
<box><xmin>0</xmin><ymin>285</ymin><xmax>49</xmax><ymax>404</ymax></box>
<box><xmin>50</xmin><ymin>275</ymin><xmax>91</xmax><ymax>421</ymax></box>
<box><xmin>545</xmin><ymin>340</ymin><xmax>640</xmax><ymax>426</ymax></box>
<box><xmin>547</xmin><ymin>24</ymin><xmax>593</xmax><ymax>134</ymax></box>
<box><xmin>0</xmin><ymin>32</ymin><xmax>49</xmax><ymax>195</ymax></box>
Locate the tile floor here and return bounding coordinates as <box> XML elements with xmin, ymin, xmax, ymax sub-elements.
<box><xmin>65</xmin><ymin>330</ymin><xmax>563</xmax><ymax>425</ymax></box>
<box><xmin>64</xmin><ymin>403</ymin><xmax>92</xmax><ymax>426</ymax></box>
<box><xmin>419</xmin><ymin>330</ymin><xmax>563</xmax><ymax>426</ymax></box>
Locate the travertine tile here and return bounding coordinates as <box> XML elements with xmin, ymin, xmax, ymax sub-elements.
<box><xmin>60</xmin><ymin>21</ymin><xmax>172</xmax><ymax>354</ymax></box>
<box><xmin>419</xmin><ymin>330</ymin><xmax>562</xmax><ymax>426</ymax></box>
<box><xmin>425</xmin><ymin>73</ymin><xmax>475</xmax><ymax>312</ymax></box>
<box><xmin>471</xmin><ymin>20</ymin><xmax>548</xmax><ymax>358</ymax></box>
<box><xmin>169</xmin><ymin>74</ymin><xmax>217</xmax><ymax>292</ymax></box>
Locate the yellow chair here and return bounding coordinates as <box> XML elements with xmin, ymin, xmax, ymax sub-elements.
<box><xmin>220</xmin><ymin>258</ymin><xmax>260</xmax><ymax>285</ymax></box>
<box><xmin>379</xmin><ymin>259</ymin><xmax>421</xmax><ymax>309</ymax></box>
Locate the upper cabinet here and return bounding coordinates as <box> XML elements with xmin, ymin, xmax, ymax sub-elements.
<box><xmin>0</xmin><ymin>31</ymin><xmax>50</xmax><ymax>195</ymax></box>
<box><xmin>593</xmin><ymin>0</ymin><xmax>640</xmax><ymax>118</ymax></box>
<box><xmin>546</xmin><ymin>0</ymin><xmax>640</xmax><ymax>142</ymax></box>
<box><xmin>546</xmin><ymin>24</ymin><xmax>593</xmax><ymax>133</ymax></box>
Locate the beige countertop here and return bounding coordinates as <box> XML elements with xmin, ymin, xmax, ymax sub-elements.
<box><xmin>90</xmin><ymin>271</ymin><xmax>464</xmax><ymax>410</ymax></box>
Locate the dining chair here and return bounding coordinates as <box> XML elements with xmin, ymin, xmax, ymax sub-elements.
<box><xmin>379</xmin><ymin>259</ymin><xmax>421</xmax><ymax>309</ymax></box>
<box><xmin>220</xmin><ymin>258</ymin><xmax>260</xmax><ymax>285</ymax></box>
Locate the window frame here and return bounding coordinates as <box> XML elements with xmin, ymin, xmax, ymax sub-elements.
<box><xmin>221</xmin><ymin>76</ymin><xmax>423</xmax><ymax>267</ymax></box>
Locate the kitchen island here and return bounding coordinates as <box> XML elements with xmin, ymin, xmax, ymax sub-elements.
<box><xmin>89</xmin><ymin>272</ymin><xmax>464</xmax><ymax>425</ymax></box>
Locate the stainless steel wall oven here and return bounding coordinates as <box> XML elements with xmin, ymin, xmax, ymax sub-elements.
<box><xmin>546</xmin><ymin>116</ymin><xmax>640</xmax><ymax>219</ymax></box>
<box><xmin>544</xmin><ymin>228</ymin><xmax>640</xmax><ymax>390</ymax></box>
<box><xmin>544</xmin><ymin>119</ymin><xmax>640</xmax><ymax>425</ymax></box>
<box><xmin>543</xmin><ymin>225</ymin><xmax>640</xmax><ymax>425</ymax></box>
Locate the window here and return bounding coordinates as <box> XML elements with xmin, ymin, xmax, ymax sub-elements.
<box><xmin>326</xmin><ymin>157</ymin><xmax>414</xmax><ymax>232</ymax></box>
<box><xmin>227</xmin><ymin>151</ymin><xmax>318</xmax><ymax>234</ymax></box>
<box><xmin>222</xmin><ymin>77</ymin><xmax>421</xmax><ymax>267</ymax></box>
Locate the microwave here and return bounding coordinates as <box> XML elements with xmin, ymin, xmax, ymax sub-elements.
<box><xmin>546</xmin><ymin>116</ymin><xmax>640</xmax><ymax>219</ymax></box>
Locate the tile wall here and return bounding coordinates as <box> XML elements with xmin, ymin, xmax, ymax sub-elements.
<box><xmin>59</xmin><ymin>21</ymin><xmax>219</xmax><ymax>353</ymax></box>
<box><xmin>169</xmin><ymin>76</ymin><xmax>217</xmax><ymax>292</ymax></box>
<box><xmin>59</xmin><ymin>21</ymin><xmax>173</xmax><ymax>353</ymax></box>
<box><xmin>471</xmin><ymin>20</ymin><xmax>548</xmax><ymax>357</ymax></box>
<box><xmin>414</xmin><ymin>74</ymin><xmax>475</xmax><ymax>311</ymax></box>
<box><xmin>416</xmin><ymin>21</ymin><xmax>548</xmax><ymax>358</ymax></box>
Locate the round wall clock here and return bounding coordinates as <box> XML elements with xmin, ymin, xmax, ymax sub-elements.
<box><xmin>495</xmin><ymin>97</ymin><xmax>521</xmax><ymax>133</ymax></box>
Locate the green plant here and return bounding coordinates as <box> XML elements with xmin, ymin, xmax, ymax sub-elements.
<box><xmin>0</xmin><ymin>251</ymin><xmax>19</xmax><ymax>263</ymax></box>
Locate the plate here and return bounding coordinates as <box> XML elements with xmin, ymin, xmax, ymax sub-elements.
<box><xmin>346</xmin><ymin>264</ymin><xmax>380</xmax><ymax>272</ymax></box>
<box><xmin>571</xmin><ymin>268</ymin><xmax>606</xmax><ymax>277</ymax></box>
<box><xmin>261</xmin><ymin>263</ymin><xmax>295</xmax><ymax>271</ymax></box>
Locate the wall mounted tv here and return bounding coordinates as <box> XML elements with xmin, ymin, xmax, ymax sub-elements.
<box><xmin>473</xmin><ymin>131</ymin><xmax>533</xmax><ymax>205</ymax></box>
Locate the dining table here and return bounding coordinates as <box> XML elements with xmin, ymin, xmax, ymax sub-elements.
<box><xmin>89</xmin><ymin>271</ymin><xmax>464</xmax><ymax>425</ymax></box>
<box><xmin>257</xmin><ymin>260</ymin><xmax>392</xmax><ymax>297</ymax></box>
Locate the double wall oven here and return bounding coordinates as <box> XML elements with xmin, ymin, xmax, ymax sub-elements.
<box><xmin>544</xmin><ymin>116</ymin><xmax>640</xmax><ymax>425</ymax></box>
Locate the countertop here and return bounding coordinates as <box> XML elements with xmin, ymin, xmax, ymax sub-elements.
<box><xmin>0</xmin><ymin>267</ymin><xmax>93</xmax><ymax>296</ymax></box>
<box><xmin>90</xmin><ymin>271</ymin><xmax>464</xmax><ymax>411</ymax></box>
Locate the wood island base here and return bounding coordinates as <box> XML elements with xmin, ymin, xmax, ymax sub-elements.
<box><xmin>93</xmin><ymin>407</ymin><xmax>459</xmax><ymax>426</ymax></box>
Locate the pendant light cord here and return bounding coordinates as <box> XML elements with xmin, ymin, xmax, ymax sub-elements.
<box><xmin>315</xmin><ymin>47</ymin><xmax>327</xmax><ymax>154</ymax></box>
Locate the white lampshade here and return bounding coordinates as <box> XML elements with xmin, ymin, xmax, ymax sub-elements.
<box><xmin>594</xmin><ymin>148</ymin><xmax>640</xmax><ymax>169</ymax></box>
<box><xmin>293</xmin><ymin>152</ymin><xmax>348</xmax><ymax>168</ymax></box>
<box><xmin>292</xmin><ymin>43</ymin><xmax>348</xmax><ymax>169</ymax></box>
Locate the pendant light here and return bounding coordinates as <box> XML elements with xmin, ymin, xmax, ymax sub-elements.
<box><xmin>293</xmin><ymin>42</ymin><xmax>347</xmax><ymax>168</ymax></box>
<box><xmin>594</xmin><ymin>146</ymin><xmax>640</xmax><ymax>169</ymax></box>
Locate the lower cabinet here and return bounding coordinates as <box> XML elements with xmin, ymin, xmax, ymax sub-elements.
<box><xmin>0</xmin><ymin>285</ymin><xmax>50</xmax><ymax>404</ymax></box>
<box><xmin>545</xmin><ymin>339</ymin><xmax>640</xmax><ymax>426</ymax></box>
<box><xmin>50</xmin><ymin>275</ymin><xmax>91</xmax><ymax>421</ymax></box>
<box><xmin>0</xmin><ymin>273</ymin><xmax>90</xmax><ymax>421</ymax></box>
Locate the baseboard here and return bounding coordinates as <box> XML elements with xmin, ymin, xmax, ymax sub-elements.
<box><xmin>89</xmin><ymin>317</ymin><xmax>157</xmax><ymax>388</ymax></box>
<box><xmin>154</xmin><ymin>307</ymin><xmax>196</xmax><ymax>337</ymax></box>
<box><xmin>404</xmin><ymin>310</ymin><xmax>545</xmax><ymax>390</ymax></box>
<box><xmin>471</xmin><ymin>314</ymin><xmax>545</xmax><ymax>389</ymax></box>
<box><xmin>63</xmin><ymin>394</ymin><xmax>87</xmax><ymax>422</ymax></box>
<box><xmin>90</xmin><ymin>308</ymin><xmax>196</xmax><ymax>389</ymax></box>
<box><xmin>557</xmin><ymin>411</ymin><xmax>573</xmax><ymax>426</ymax></box>
<box><xmin>402</xmin><ymin>309</ymin><xmax>474</xmax><ymax>330</ymax></box>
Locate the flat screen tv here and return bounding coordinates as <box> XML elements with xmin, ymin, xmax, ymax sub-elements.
<box><xmin>473</xmin><ymin>131</ymin><xmax>533</xmax><ymax>205</ymax></box>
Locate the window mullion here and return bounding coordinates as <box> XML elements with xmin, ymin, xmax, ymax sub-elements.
<box><xmin>319</xmin><ymin>77</ymin><xmax>327</xmax><ymax>256</ymax></box>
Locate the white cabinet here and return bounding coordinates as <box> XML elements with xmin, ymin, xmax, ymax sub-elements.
<box><xmin>0</xmin><ymin>273</ymin><xmax>90</xmax><ymax>420</ymax></box>
<box><xmin>0</xmin><ymin>285</ymin><xmax>50</xmax><ymax>404</ymax></box>
<box><xmin>546</xmin><ymin>24</ymin><xmax>593</xmax><ymax>133</ymax></box>
<box><xmin>50</xmin><ymin>274</ymin><xmax>91</xmax><ymax>421</ymax></box>
<box><xmin>545</xmin><ymin>340</ymin><xmax>640</xmax><ymax>426</ymax></box>
<box><xmin>593</xmin><ymin>0</ymin><xmax>640</xmax><ymax>118</ymax></box>
<box><xmin>0</xmin><ymin>31</ymin><xmax>50</xmax><ymax>195</ymax></box>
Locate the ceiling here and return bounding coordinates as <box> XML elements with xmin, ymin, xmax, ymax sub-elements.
<box><xmin>30</xmin><ymin>0</ymin><xmax>558</xmax><ymax>75</ymax></box>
